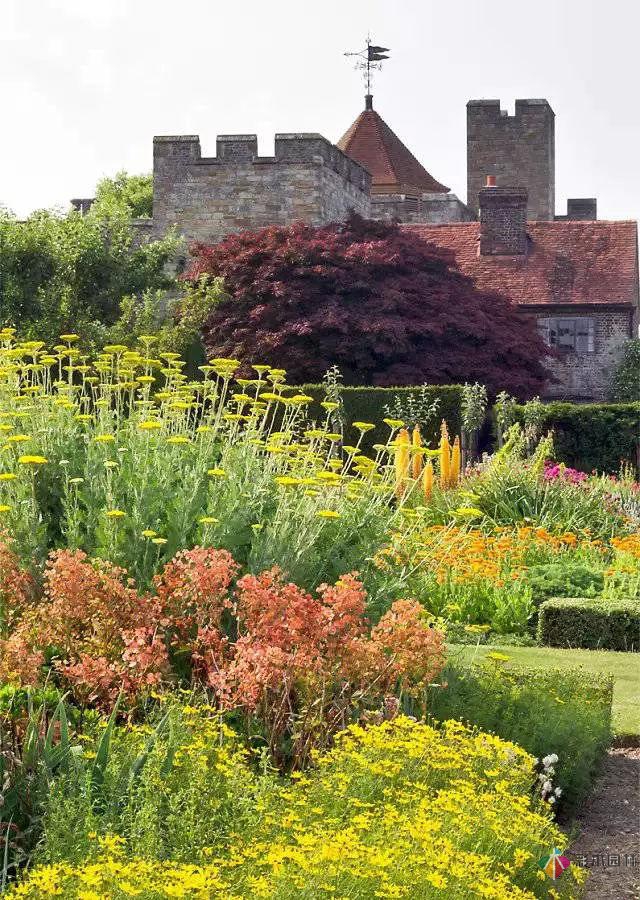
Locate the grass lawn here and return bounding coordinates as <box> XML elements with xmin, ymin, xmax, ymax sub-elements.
<box><xmin>450</xmin><ymin>644</ymin><xmax>640</xmax><ymax>739</ymax></box>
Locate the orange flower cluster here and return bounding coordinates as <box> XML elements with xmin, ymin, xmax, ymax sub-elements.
<box><xmin>378</xmin><ymin>525</ymin><xmax>604</xmax><ymax>587</ymax></box>
<box><xmin>611</xmin><ymin>533</ymin><xmax>640</xmax><ymax>559</ymax></box>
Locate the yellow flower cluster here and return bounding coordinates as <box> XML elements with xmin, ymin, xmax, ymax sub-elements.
<box><xmin>9</xmin><ymin>717</ymin><xmax>584</xmax><ymax>899</ymax></box>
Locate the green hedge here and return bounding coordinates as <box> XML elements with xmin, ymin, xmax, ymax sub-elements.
<box><xmin>426</xmin><ymin>662</ymin><xmax>613</xmax><ymax>814</ymax></box>
<box><xmin>537</xmin><ymin>597</ymin><xmax>640</xmax><ymax>651</ymax></box>
<box><xmin>515</xmin><ymin>402</ymin><xmax>640</xmax><ymax>474</ymax></box>
<box><xmin>300</xmin><ymin>384</ymin><xmax>463</xmax><ymax>449</ymax></box>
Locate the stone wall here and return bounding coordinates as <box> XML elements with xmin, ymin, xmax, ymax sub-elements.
<box><xmin>467</xmin><ymin>99</ymin><xmax>555</xmax><ymax>221</ymax></box>
<box><xmin>151</xmin><ymin>133</ymin><xmax>371</xmax><ymax>246</ymax></box>
<box><xmin>372</xmin><ymin>192</ymin><xmax>476</xmax><ymax>224</ymax></box>
<box><xmin>531</xmin><ymin>308</ymin><xmax>634</xmax><ymax>400</ymax></box>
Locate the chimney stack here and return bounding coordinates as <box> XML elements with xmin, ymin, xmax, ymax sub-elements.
<box><xmin>479</xmin><ymin>179</ymin><xmax>528</xmax><ymax>255</ymax></box>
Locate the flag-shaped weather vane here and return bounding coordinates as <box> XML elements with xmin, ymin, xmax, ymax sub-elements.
<box><xmin>344</xmin><ymin>37</ymin><xmax>390</xmax><ymax>109</ymax></box>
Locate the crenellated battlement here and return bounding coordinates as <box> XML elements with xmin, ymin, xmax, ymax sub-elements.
<box><xmin>151</xmin><ymin>132</ymin><xmax>371</xmax><ymax>244</ymax></box>
<box><xmin>153</xmin><ymin>133</ymin><xmax>370</xmax><ymax>192</ymax></box>
<box><xmin>467</xmin><ymin>98</ymin><xmax>555</xmax><ymax>221</ymax></box>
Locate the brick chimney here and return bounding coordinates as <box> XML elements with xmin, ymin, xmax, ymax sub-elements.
<box><xmin>479</xmin><ymin>179</ymin><xmax>528</xmax><ymax>255</ymax></box>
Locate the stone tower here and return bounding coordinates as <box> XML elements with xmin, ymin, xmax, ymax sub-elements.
<box><xmin>467</xmin><ymin>99</ymin><xmax>555</xmax><ymax>221</ymax></box>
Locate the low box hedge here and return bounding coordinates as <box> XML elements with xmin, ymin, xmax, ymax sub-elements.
<box><xmin>299</xmin><ymin>384</ymin><xmax>463</xmax><ymax>449</ymax></box>
<box><xmin>537</xmin><ymin>596</ymin><xmax>640</xmax><ymax>651</ymax></box>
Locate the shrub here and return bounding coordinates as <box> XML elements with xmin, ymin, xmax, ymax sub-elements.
<box><xmin>1</xmin><ymin>546</ymin><xmax>446</xmax><ymax>767</ymax></box>
<box><xmin>514</xmin><ymin>401</ymin><xmax>640</xmax><ymax>474</ymax></box>
<box><xmin>14</xmin><ymin>716</ymin><xmax>585</xmax><ymax>899</ymax></box>
<box><xmin>426</xmin><ymin>661</ymin><xmax>613</xmax><ymax>814</ymax></box>
<box><xmin>192</xmin><ymin>215</ymin><xmax>550</xmax><ymax>396</ymax></box>
<box><xmin>525</xmin><ymin>562</ymin><xmax>604</xmax><ymax>605</ymax></box>
<box><xmin>537</xmin><ymin>597</ymin><xmax>640</xmax><ymax>651</ymax></box>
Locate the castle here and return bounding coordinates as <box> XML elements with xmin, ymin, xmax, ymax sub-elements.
<box><xmin>74</xmin><ymin>95</ymin><xmax>639</xmax><ymax>401</ymax></box>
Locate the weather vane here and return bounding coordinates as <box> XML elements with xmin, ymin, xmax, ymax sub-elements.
<box><xmin>344</xmin><ymin>36</ymin><xmax>390</xmax><ymax>103</ymax></box>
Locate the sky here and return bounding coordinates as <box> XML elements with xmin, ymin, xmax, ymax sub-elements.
<box><xmin>1</xmin><ymin>0</ymin><xmax>638</xmax><ymax>222</ymax></box>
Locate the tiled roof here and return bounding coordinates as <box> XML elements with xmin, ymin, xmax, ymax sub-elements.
<box><xmin>402</xmin><ymin>221</ymin><xmax>640</xmax><ymax>307</ymax></box>
<box><xmin>337</xmin><ymin>107</ymin><xmax>449</xmax><ymax>196</ymax></box>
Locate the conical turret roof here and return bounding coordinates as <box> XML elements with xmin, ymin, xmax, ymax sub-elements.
<box><xmin>337</xmin><ymin>97</ymin><xmax>449</xmax><ymax>196</ymax></box>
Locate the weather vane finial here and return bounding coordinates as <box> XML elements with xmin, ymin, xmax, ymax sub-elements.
<box><xmin>344</xmin><ymin>36</ymin><xmax>390</xmax><ymax>109</ymax></box>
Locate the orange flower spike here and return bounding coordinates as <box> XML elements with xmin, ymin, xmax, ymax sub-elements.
<box><xmin>450</xmin><ymin>436</ymin><xmax>461</xmax><ymax>487</ymax></box>
<box><xmin>394</xmin><ymin>428</ymin><xmax>411</xmax><ymax>498</ymax></box>
<box><xmin>439</xmin><ymin>430</ymin><xmax>451</xmax><ymax>490</ymax></box>
<box><xmin>411</xmin><ymin>425</ymin><xmax>424</xmax><ymax>480</ymax></box>
<box><xmin>422</xmin><ymin>458</ymin><xmax>434</xmax><ymax>501</ymax></box>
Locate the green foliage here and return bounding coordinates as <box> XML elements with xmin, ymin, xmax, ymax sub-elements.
<box><xmin>300</xmin><ymin>384</ymin><xmax>463</xmax><ymax>449</ymax></box>
<box><xmin>38</xmin><ymin>703</ymin><xmax>258</xmax><ymax>867</ymax></box>
<box><xmin>93</xmin><ymin>170</ymin><xmax>153</xmax><ymax>219</ymax></box>
<box><xmin>461</xmin><ymin>425</ymin><xmax>629</xmax><ymax>538</ymax></box>
<box><xmin>0</xmin><ymin>201</ymin><xmax>180</xmax><ymax>344</ymax></box>
<box><xmin>537</xmin><ymin>597</ymin><xmax>640</xmax><ymax>651</ymax></box>
<box><xmin>101</xmin><ymin>278</ymin><xmax>226</xmax><ymax>372</ymax></box>
<box><xmin>514</xmin><ymin>401</ymin><xmax>640</xmax><ymax>474</ymax></box>
<box><xmin>525</xmin><ymin>563</ymin><xmax>604</xmax><ymax>605</ymax></box>
<box><xmin>426</xmin><ymin>661</ymin><xmax>613</xmax><ymax>813</ymax></box>
<box><xmin>610</xmin><ymin>339</ymin><xmax>640</xmax><ymax>402</ymax></box>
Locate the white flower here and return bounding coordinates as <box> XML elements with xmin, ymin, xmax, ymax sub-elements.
<box><xmin>542</xmin><ymin>753</ymin><xmax>558</xmax><ymax>767</ymax></box>
<box><xmin>549</xmin><ymin>796</ymin><xmax>556</xmax><ymax>804</ymax></box>
<box><xmin>542</xmin><ymin>780</ymin><xmax>553</xmax><ymax>794</ymax></box>
<box><xmin>554</xmin><ymin>787</ymin><xmax>562</xmax><ymax>797</ymax></box>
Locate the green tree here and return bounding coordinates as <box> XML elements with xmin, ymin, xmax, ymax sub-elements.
<box><xmin>93</xmin><ymin>170</ymin><xmax>153</xmax><ymax>218</ymax></box>
<box><xmin>0</xmin><ymin>193</ymin><xmax>179</xmax><ymax>344</ymax></box>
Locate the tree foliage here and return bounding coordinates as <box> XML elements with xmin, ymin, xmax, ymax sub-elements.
<box><xmin>93</xmin><ymin>169</ymin><xmax>153</xmax><ymax>219</ymax></box>
<box><xmin>610</xmin><ymin>338</ymin><xmax>640</xmax><ymax>402</ymax></box>
<box><xmin>0</xmin><ymin>175</ymin><xmax>179</xmax><ymax>343</ymax></box>
<box><xmin>190</xmin><ymin>216</ymin><xmax>550</xmax><ymax>397</ymax></box>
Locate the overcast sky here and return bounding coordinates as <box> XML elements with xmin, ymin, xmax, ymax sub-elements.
<box><xmin>1</xmin><ymin>0</ymin><xmax>638</xmax><ymax>222</ymax></box>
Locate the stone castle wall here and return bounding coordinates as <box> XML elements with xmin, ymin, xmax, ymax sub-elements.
<box><xmin>467</xmin><ymin>99</ymin><xmax>555</xmax><ymax>221</ymax></box>
<box><xmin>151</xmin><ymin>134</ymin><xmax>371</xmax><ymax>246</ymax></box>
<box><xmin>371</xmin><ymin>193</ymin><xmax>475</xmax><ymax>224</ymax></box>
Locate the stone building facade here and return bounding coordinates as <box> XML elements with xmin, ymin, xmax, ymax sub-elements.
<box><xmin>405</xmin><ymin>186</ymin><xmax>639</xmax><ymax>401</ymax></box>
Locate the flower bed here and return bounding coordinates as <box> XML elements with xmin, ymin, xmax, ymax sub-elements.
<box><xmin>8</xmin><ymin>711</ymin><xmax>585</xmax><ymax>899</ymax></box>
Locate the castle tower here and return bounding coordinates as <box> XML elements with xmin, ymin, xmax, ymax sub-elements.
<box><xmin>467</xmin><ymin>99</ymin><xmax>555</xmax><ymax>221</ymax></box>
<box><xmin>338</xmin><ymin>96</ymin><xmax>474</xmax><ymax>223</ymax></box>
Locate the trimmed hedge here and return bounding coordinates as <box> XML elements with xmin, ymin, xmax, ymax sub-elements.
<box><xmin>426</xmin><ymin>662</ymin><xmax>613</xmax><ymax>813</ymax></box>
<box><xmin>515</xmin><ymin>402</ymin><xmax>640</xmax><ymax>474</ymax></box>
<box><xmin>537</xmin><ymin>597</ymin><xmax>640</xmax><ymax>651</ymax></box>
<box><xmin>300</xmin><ymin>384</ymin><xmax>463</xmax><ymax>449</ymax></box>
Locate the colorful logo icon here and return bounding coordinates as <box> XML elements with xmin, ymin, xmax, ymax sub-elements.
<box><xmin>538</xmin><ymin>848</ymin><xmax>571</xmax><ymax>880</ymax></box>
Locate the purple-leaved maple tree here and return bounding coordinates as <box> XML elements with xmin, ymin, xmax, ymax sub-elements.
<box><xmin>188</xmin><ymin>215</ymin><xmax>550</xmax><ymax>397</ymax></box>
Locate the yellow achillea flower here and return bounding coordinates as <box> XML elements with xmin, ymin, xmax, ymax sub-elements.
<box><xmin>317</xmin><ymin>509</ymin><xmax>340</xmax><ymax>518</ymax></box>
<box><xmin>0</xmin><ymin>472</ymin><xmax>17</xmax><ymax>481</ymax></box>
<box><xmin>18</xmin><ymin>455</ymin><xmax>48</xmax><ymax>465</ymax></box>
<box><xmin>105</xmin><ymin>509</ymin><xmax>126</xmax><ymax>519</ymax></box>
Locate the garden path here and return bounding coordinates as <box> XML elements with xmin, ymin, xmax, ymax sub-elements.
<box><xmin>569</xmin><ymin>747</ymin><xmax>640</xmax><ymax>898</ymax></box>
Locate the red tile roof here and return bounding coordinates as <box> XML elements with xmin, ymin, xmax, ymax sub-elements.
<box><xmin>337</xmin><ymin>107</ymin><xmax>450</xmax><ymax>196</ymax></box>
<box><xmin>403</xmin><ymin>221</ymin><xmax>639</xmax><ymax>308</ymax></box>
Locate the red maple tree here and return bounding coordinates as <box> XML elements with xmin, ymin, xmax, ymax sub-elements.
<box><xmin>189</xmin><ymin>215</ymin><xmax>550</xmax><ymax>397</ymax></box>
